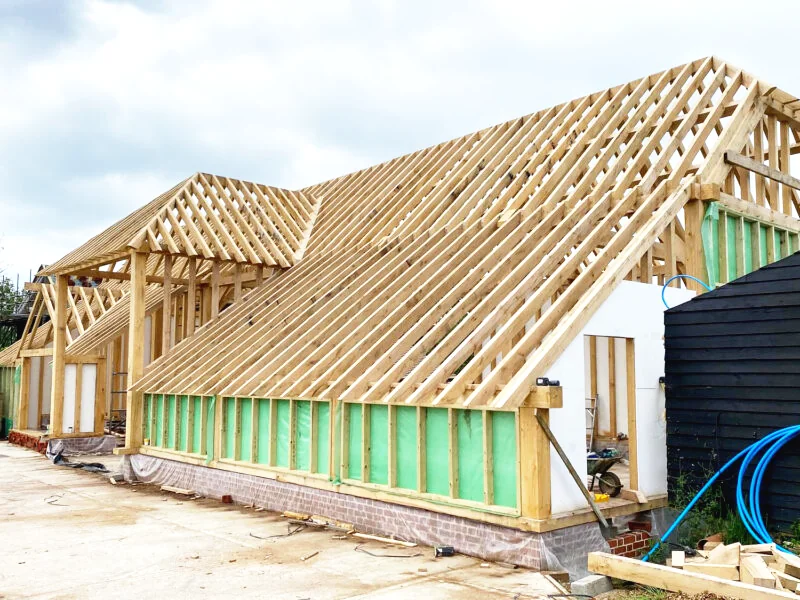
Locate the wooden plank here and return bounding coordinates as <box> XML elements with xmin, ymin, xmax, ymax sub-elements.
<box><xmin>186</xmin><ymin>258</ymin><xmax>196</xmax><ymax>337</ymax></box>
<box><xmin>124</xmin><ymin>252</ymin><xmax>147</xmax><ymax>449</ymax></box>
<box><xmin>518</xmin><ymin>407</ymin><xmax>550</xmax><ymax>519</ymax></box>
<box><xmin>483</xmin><ymin>410</ymin><xmax>493</xmax><ymax>505</ymax></box>
<box><xmin>725</xmin><ymin>151</ymin><xmax>800</xmax><ymax>193</ymax></box>
<box><xmin>625</xmin><ymin>338</ymin><xmax>638</xmax><ymax>490</ymax></box>
<box><xmin>708</xmin><ymin>542</ymin><xmax>741</xmax><ymax>565</ymax></box>
<box><xmin>772</xmin><ymin>570</ymin><xmax>800</xmax><ymax>592</ymax></box>
<box><xmin>19</xmin><ymin>358</ymin><xmax>30</xmax><ymax>430</ymax></box>
<box><xmin>361</xmin><ymin>403</ymin><xmax>370</xmax><ymax>482</ymax></box>
<box><xmin>340</xmin><ymin>400</ymin><xmax>350</xmax><ymax>478</ymax></box>
<box><xmin>741</xmin><ymin>555</ymin><xmax>776</xmax><ymax>589</ymax></box>
<box><xmin>588</xmin><ymin>335</ymin><xmax>598</xmax><ymax>399</ymax></box>
<box><xmin>684</xmin><ymin>199</ymin><xmax>708</xmax><ymax>292</ymax></box>
<box><xmin>162</xmin><ymin>253</ymin><xmax>172</xmax><ymax>354</ymax></box>
<box><xmin>50</xmin><ymin>274</ymin><xmax>69</xmax><ymax>436</ymax></box>
<box><xmin>608</xmin><ymin>338</ymin><xmax>617</xmax><ymax>437</ymax></box>
<box><xmin>683</xmin><ymin>563</ymin><xmax>740</xmax><ymax>580</ymax></box>
<box><xmin>309</xmin><ymin>400</ymin><xmax>318</xmax><ymax>473</ymax></box>
<box><xmin>234</xmin><ymin>397</ymin><xmax>242</xmax><ymax>460</ymax></box>
<box><xmin>588</xmin><ymin>552</ymin><xmax>796</xmax><ymax>600</ymax></box>
<box><xmin>524</xmin><ymin>386</ymin><xmax>563</xmax><ymax>409</ymax></box>
<box><xmin>416</xmin><ymin>406</ymin><xmax>426</xmax><ymax>493</ymax></box>
<box><xmin>73</xmin><ymin>361</ymin><xmax>83</xmax><ymax>433</ymax></box>
<box><xmin>387</xmin><ymin>404</ymin><xmax>396</xmax><ymax>488</ymax></box>
<box><xmin>210</xmin><ymin>261</ymin><xmax>220</xmax><ymax>320</ymax></box>
<box><xmin>94</xmin><ymin>358</ymin><xmax>106</xmax><ymax>433</ymax></box>
<box><xmin>448</xmin><ymin>407</ymin><xmax>457</xmax><ymax>498</ymax></box>
<box><xmin>718</xmin><ymin>192</ymin><xmax>800</xmax><ymax>234</ymax></box>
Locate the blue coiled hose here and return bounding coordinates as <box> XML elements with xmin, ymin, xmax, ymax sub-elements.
<box><xmin>643</xmin><ymin>424</ymin><xmax>800</xmax><ymax>561</ymax></box>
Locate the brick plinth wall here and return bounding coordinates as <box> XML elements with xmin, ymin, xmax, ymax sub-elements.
<box><xmin>608</xmin><ymin>530</ymin><xmax>651</xmax><ymax>558</ymax></box>
<box><xmin>125</xmin><ymin>454</ymin><xmax>610</xmax><ymax>577</ymax></box>
<box><xmin>8</xmin><ymin>430</ymin><xmax>47</xmax><ymax>454</ymax></box>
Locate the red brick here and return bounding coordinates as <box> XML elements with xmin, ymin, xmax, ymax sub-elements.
<box><xmin>628</xmin><ymin>520</ymin><xmax>652</xmax><ymax>533</ymax></box>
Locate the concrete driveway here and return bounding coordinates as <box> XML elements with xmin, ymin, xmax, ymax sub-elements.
<box><xmin>0</xmin><ymin>442</ymin><xmax>562</xmax><ymax>599</ymax></box>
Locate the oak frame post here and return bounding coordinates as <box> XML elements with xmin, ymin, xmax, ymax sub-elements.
<box><xmin>49</xmin><ymin>274</ymin><xmax>69</xmax><ymax>435</ymax></box>
<box><xmin>518</xmin><ymin>405</ymin><xmax>551</xmax><ymax>520</ymax></box>
<box><xmin>124</xmin><ymin>251</ymin><xmax>147</xmax><ymax>450</ymax></box>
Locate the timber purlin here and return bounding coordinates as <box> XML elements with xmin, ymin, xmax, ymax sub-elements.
<box><xmin>665</xmin><ymin>252</ymin><xmax>800</xmax><ymax>530</ymax></box>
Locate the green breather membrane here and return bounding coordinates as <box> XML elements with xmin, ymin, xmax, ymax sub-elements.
<box><xmin>425</xmin><ymin>408</ymin><xmax>450</xmax><ymax>496</ymax></box>
<box><xmin>347</xmin><ymin>403</ymin><xmax>363</xmax><ymax>480</ymax></box>
<box><xmin>492</xmin><ymin>412</ymin><xmax>518</xmax><ymax>508</ymax></box>
<box><xmin>179</xmin><ymin>395</ymin><xmax>189</xmax><ymax>452</ymax></box>
<box><xmin>369</xmin><ymin>405</ymin><xmax>389</xmax><ymax>485</ymax></box>
<box><xmin>774</xmin><ymin>229</ymin><xmax>782</xmax><ymax>261</ymax></box>
<box><xmin>167</xmin><ymin>395</ymin><xmax>177</xmax><ymax>448</ymax></box>
<box><xmin>456</xmin><ymin>410</ymin><xmax>484</xmax><ymax>502</ymax></box>
<box><xmin>743</xmin><ymin>222</ymin><xmax>753</xmax><ymax>274</ymax></box>
<box><xmin>295</xmin><ymin>400</ymin><xmax>311</xmax><ymax>471</ymax></box>
<box><xmin>144</xmin><ymin>394</ymin><xmax>152</xmax><ymax>441</ymax></box>
<box><xmin>239</xmin><ymin>398</ymin><xmax>252</xmax><ymax>462</ymax></box>
<box><xmin>332</xmin><ymin>400</ymin><xmax>342</xmax><ymax>483</ymax></box>
<box><xmin>315</xmin><ymin>402</ymin><xmax>330</xmax><ymax>475</ymax></box>
<box><xmin>205</xmin><ymin>397</ymin><xmax>215</xmax><ymax>463</ymax></box>
<box><xmin>155</xmin><ymin>395</ymin><xmax>164</xmax><ymax>447</ymax></box>
<box><xmin>726</xmin><ymin>214</ymin><xmax>737</xmax><ymax>281</ymax></box>
<box><xmin>700</xmin><ymin>202</ymin><xmax>720</xmax><ymax>287</ymax></box>
<box><xmin>395</xmin><ymin>406</ymin><xmax>418</xmax><ymax>490</ymax></box>
<box><xmin>256</xmin><ymin>399</ymin><xmax>270</xmax><ymax>464</ymax></box>
<box><xmin>192</xmin><ymin>397</ymin><xmax>203</xmax><ymax>454</ymax></box>
<box><xmin>759</xmin><ymin>224</ymin><xmax>768</xmax><ymax>268</ymax></box>
<box><xmin>222</xmin><ymin>398</ymin><xmax>235</xmax><ymax>459</ymax></box>
<box><xmin>275</xmin><ymin>400</ymin><xmax>290</xmax><ymax>467</ymax></box>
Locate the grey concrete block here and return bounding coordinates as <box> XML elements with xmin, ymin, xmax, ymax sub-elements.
<box><xmin>570</xmin><ymin>574</ymin><xmax>613</xmax><ymax>597</ymax></box>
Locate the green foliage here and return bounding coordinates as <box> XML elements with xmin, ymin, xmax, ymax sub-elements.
<box><xmin>623</xmin><ymin>587</ymin><xmax>669</xmax><ymax>600</ymax></box>
<box><xmin>775</xmin><ymin>519</ymin><xmax>800</xmax><ymax>552</ymax></box>
<box><xmin>669</xmin><ymin>471</ymin><xmax>754</xmax><ymax>552</ymax></box>
<box><xmin>0</xmin><ymin>275</ymin><xmax>24</xmax><ymax>350</ymax></box>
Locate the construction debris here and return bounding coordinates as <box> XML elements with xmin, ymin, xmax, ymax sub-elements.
<box><xmin>160</xmin><ymin>485</ymin><xmax>194</xmax><ymax>496</ymax></box>
<box><xmin>351</xmin><ymin>533</ymin><xmax>416</xmax><ymax>548</ymax></box>
<box><xmin>589</xmin><ymin>549</ymin><xmax>800</xmax><ymax>599</ymax></box>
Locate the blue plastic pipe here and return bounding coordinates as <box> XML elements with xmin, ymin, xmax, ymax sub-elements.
<box><xmin>661</xmin><ymin>274</ymin><xmax>713</xmax><ymax>309</ymax></box>
<box><xmin>642</xmin><ymin>424</ymin><xmax>800</xmax><ymax>561</ymax></box>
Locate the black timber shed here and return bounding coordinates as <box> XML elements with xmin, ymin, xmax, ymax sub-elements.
<box><xmin>664</xmin><ymin>251</ymin><xmax>800</xmax><ymax>530</ymax></box>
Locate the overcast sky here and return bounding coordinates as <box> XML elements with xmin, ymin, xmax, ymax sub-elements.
<box><xmin>1</xmin><ymin>0</ymin><xmax>798</xmax><ymax>284</ymax></box>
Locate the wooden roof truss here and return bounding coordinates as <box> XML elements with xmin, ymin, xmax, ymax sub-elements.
<box><xmin>38</xmin><ymin>57</ymin><xmax>800</xmax><ymax>411</ymax></box>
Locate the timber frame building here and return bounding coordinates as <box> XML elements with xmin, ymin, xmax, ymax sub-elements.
<box><xmin>2</xmin><ymin>57</ymin><xmax>800</xmax><ymax>549</ymax></box>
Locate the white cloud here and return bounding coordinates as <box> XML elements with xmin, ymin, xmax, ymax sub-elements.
<box><xmin>1</xmin><ymin>0</ymin><xmax>799</xmax><ymax>284</ymax></box>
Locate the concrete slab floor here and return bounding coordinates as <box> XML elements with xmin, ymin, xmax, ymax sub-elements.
<box><xmin>0</xmin><ymin>442</ymin><xmax>562</xmax><ymax>599</ymax></box>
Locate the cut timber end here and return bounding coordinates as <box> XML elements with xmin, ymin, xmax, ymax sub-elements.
<box><xmin>523</xmin><ymin>386</ymin><xmax>563</xmax><ymax>409</ymax></box>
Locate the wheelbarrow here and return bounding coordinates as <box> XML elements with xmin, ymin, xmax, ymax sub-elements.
<box><xmin>587</xmin><ymin>456</ymin><xmax>623</xmax><ymax>497</ymax></box>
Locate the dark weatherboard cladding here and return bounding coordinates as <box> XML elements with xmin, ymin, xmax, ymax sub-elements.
<box><xmin>664</xmin><ymin>252</ymin><xmax>800</xmax><ymax>530</ymax></box>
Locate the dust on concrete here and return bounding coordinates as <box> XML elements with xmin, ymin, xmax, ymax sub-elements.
<box><xmin>0</xmin><ymin>441</ymin><xmax>563</xmax><ymax>599</ymax></box>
